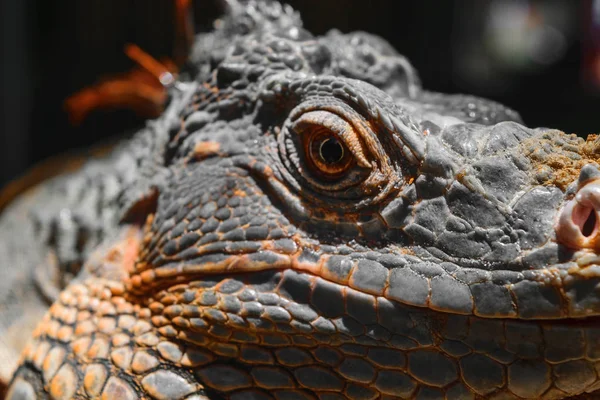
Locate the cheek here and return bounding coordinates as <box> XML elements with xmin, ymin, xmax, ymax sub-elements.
<box><xmin>129</xmin><ymin>166</ymin><xmax>298</xmax><ymax>294</ymax></box>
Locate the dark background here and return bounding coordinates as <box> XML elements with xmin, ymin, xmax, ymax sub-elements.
<box><xmin>1</xmin><ymin>0</ymin><xmax>599</xmax><ymax>187</ymax></box>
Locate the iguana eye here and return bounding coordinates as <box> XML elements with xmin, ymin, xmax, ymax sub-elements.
<box><xmin>307</xmin><ymin>128</ymin><xmax>353</xmax><ymax>178</ymax></box>
<box><xmin>277</xmin><ymin>102</ymin><xmax>400</xmax><ymax>206</ymax></box>
<box><xmin>290</xmin><ymin>110</ymin><xmax>364</xmax><ymax>183</ymax></box>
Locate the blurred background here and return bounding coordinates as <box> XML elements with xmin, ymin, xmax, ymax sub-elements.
<box><xmin>0</xmin><ymin>0</ymin><xmax>599</xmax><ymax>188</ymax></box>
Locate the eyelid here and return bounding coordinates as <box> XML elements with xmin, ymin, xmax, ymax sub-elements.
<box><xmin>292</xmin><ymin>110</ymin><xmax>370</xmax><ymax>168</ymax></box>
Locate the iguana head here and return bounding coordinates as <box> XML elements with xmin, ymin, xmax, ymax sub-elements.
<box><xmin>6</xmin><ymin>2</ymin><xmax>600</xmax><ymax>399</ymax></box>
<box><xmin>132</xmin><ymin>1</ymin><xmax>600</xmax><ymax>322</ymax></box>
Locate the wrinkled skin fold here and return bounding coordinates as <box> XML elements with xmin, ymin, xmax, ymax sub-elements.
<box><xmin>2</xmin><ymin>1</ymin><xmax>600</xmax><ymax>399</ymax></box>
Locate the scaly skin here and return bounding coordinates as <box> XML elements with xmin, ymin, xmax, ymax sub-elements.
<box><xmin>3</xmin><ymin>2</ymin><xmax>600</xmax><ymax>399</ymax></box>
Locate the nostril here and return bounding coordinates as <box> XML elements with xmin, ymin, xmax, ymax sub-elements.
<box><xmin>556</xmin><ymin>180</ymin><xmax>600</xmax><ymax>248</ymax></box>
<box><xmin>581</xmin><ymin>208</ymin><xmax>597</xmax><ymax>237</ymax></box>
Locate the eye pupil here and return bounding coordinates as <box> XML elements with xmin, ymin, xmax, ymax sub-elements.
<box><xmin>306</xmin><ymin>130</ymin><xmax>353</xmax><ymax>178</ymax></box>
<box><xmin>319</xmin><ymin>137</ymin><xmax>344</xmax><ymax>164</ymax></box>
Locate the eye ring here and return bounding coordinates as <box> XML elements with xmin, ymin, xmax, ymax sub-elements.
<box><xmin>279</xmin><ymin>107</ymin><xmax>378</xmax><ymax>197</ymax></box>
<box><xmin>306</xmin><ymin>127</ymin><xmax>354</xmax><ymax>178</ymax></box>
<box><xmin>275</xmin><ymin>96</ymin><xmax>405</xmax><ymax>208</ymax></box>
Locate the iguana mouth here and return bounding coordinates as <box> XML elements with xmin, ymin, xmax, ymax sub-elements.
<box><xmin>126</xmin><ymin>245</ymin><xmax>600</xmax><ymax>321</ymax></box>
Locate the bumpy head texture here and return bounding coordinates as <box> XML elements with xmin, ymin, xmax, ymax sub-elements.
<box><xmin>5</xmin><ymin>1</ymin><xmax>600</xmax><ymax>399</ymax></box>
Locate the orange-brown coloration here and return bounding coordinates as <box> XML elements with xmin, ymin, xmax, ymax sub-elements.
<box><xmin>125</xmin><ymin>44</ymin><xmax>176</xmax><ymax>87</ymax></box>
<box><xmin>83</xmin><ymin>364</ymin><xmax>108</xmax><ymax>396</ymax></box>
<box><xmin>64</xmin><ymin>61</ymin><xmax>174</xmax><ymax>125</ymax></box>
<box><xmin>193</xmin><ymin>141</ymin><xmax>222</xmax><ymax>161</ymax></box>
<box><xmin>18</xmin><ymin>271</ymin><xmax>206</xmax><ymax>396</ymax></box>
<box><xmin>306</xmin><ymin>128</ymin><xmax>354</xmax><ymax>178</ymax></box>
<box><xmin>173</xmin><ymin>0</ymin><xmax>195</xmax><ymax>66</ymax></box>
<box><xmin>297</xmin><ymin>111</ymin><xmax>370</xmax><ymax>171</ymax></box>
<box><xmin>101</xmin><ymin>376</ymin><xmax>137</xmax><ymax>400</ymax></box>
<box><xmin>63</xmin><ymin>0</ymin><xmax>194</xmax><ymax>126</ymax></box>
<box><xmin>131</xmin><ymin>350</ymin><xmax>159</xmax><ymax>373</ymax></box>
<box><xmin>111</xmin><ymin>346</ymin><xmax>133</xmax><ymax>370</ymax></box>
<box><xmin>522</xmin><ymin>133</ymin><xmax>600</xmax><ymax>190</ymax></box>
<box><xmin>128</xmin><ymin>254</ymin><xmax>293</xmax><ymax>296</ymax></box>
<box><xmin>86</xmin><ymin>227</ymin><xmax>143</xmax><ymax>282</ymax></box>
<box><xmin>49</xmin><ymin>363</ymin><xmax>77</xmax><ymax>400</ymax></box>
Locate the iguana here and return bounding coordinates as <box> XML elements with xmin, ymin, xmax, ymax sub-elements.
<box><xmin>2</xmin><ymin>1</ymin><xmax>600</xmax><ymax>399</ymax></box>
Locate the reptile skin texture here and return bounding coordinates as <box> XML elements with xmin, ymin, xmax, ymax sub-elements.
<box><xmin>2</xmin><ymin>1</ymin><xmax>600</xmax><ymax>399</ymax></box>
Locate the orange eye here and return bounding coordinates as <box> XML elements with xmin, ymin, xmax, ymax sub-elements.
<box><xmin>306</xmin><ymin>128</ymin><xmax>354</xmax><ymax>178</ymax></box>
